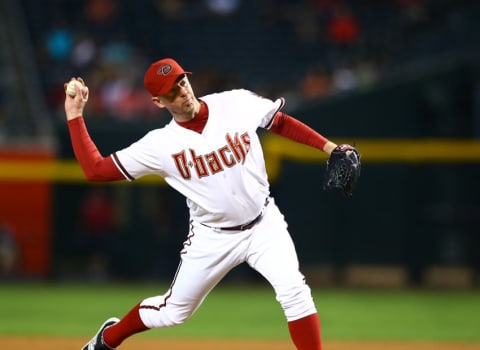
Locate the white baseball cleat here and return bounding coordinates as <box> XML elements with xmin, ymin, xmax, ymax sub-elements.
<box><xmin>81</xmin><ymin>317</ymin><xmax>120</xmax><ymax>350</ymax></box>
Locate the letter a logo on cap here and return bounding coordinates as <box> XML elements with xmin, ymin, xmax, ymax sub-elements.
<box><xmin>158</xmin><ymin>64</ymin><xmax>173</xmax><ymax>76</ymax></box>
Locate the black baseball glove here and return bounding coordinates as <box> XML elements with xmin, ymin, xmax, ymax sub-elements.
<box><xmin>324</xmin><ymin>144</ymin><xmax>361</xmax><ymax>197</ymax></box>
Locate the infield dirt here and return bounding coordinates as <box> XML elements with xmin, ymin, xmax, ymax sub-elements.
<box><xmin>2</xmin><ymin>337</ymin><xmax>480</xmax><ymax>350</ymax></box>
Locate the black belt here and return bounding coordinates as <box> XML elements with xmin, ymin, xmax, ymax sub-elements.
<box><xmin>220</xmin><ymin>212</ymin><xmax>263</xmax><ymax>231</ymax></box>
<box><xmin>203</xmin><ymin>198</ymin><xmax>270</xmax><ymax>232</ymax></box>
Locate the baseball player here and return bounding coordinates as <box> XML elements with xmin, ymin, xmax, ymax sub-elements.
<box><xmin>65</xmin><ymin>58</ymin><xmax>340</xmax><ymax>350</ymax></box>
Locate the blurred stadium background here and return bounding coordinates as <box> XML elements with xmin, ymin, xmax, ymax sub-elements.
<box><xmin>1</xmin><ymin>0</ymin><xmax>480</xmax><ymax>290</ymax></box>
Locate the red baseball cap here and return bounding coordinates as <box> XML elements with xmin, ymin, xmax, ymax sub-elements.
<box><xmin>143</xmin><ymin>58</ymin><xmax>191</xmax><ymax>96</ymax></box>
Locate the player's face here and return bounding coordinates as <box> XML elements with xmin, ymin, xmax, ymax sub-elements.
<box><xmin>162</xmin><ymin>75</ymin><xmax>192</xmax><ymax>102</ymax></box>
<box><xmin>154</xmin><ymin>75</ymin><xmax>199</xmax><ymax>120</ymax></box>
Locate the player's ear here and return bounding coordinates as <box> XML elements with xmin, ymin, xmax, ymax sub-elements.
<box><xmin>152</xmin><ymin>97</ymin><xmax>166</xmax><ymax>109</ymax></box>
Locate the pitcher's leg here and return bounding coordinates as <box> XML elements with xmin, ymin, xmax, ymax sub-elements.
<box><xmin>102</xmin><ymin>257</ymin><xmax>220</xmax><ymax>349</ymax></box>
<box><xmin>138</xmin><ymin>257</ymin><xmax>225</xmax><ymax>328</ymax></box>
<box><xmin>288</xmin><ymin>313</ymin><xmax>322</xmax><ymax>350</ymax></box>
<box><xmin>103</xmin><ymin>303</ymin><xmax>146</xmax><ymax>348</ymax></box>
<box><xmin>247</xmin><ymin>201</ymin><xmax>322</xmax><ymax>350</ymax></box>
<box><xmin>102</xmin><ymin>222</ymin><xmax>244</xmax><ymax>348</ymax></box>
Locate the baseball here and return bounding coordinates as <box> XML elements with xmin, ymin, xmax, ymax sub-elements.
<box><xmin>66</xmin><ymin>79</ymin><xmax>83</xmax><ymax>97</ymax></box>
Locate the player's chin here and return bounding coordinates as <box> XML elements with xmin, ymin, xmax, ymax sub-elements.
<box><xmin>183</xmin><ymin>97</ymin><xmax>194</xmax><ymax>107</ymax></box>
<box><xmin>182</xmin><ymin>101</ymin><xmax>195</xmax><ymax>112</ymax></box>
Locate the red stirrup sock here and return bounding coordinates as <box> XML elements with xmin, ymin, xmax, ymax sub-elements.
<box><xmin>103</xmin><ymin>302</ymin><xmax>149</xmax><ymax>348</ymax></box>
<box><xmin>287</xmin><ymin>313</ymin><xmax>322</xmax><ymax>350</ymax></box>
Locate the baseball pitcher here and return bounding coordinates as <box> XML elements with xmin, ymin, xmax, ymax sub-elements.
<box><xmin>64</xmin><ymin>58</ymin><xmax>360</xmax><ymax>350</ymax></box>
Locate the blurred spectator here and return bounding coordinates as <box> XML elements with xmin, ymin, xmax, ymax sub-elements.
<box><xmin>77</xmin><ymin>187</ymin><xmax>118</xmax><ymax>281</ymax></box>
<box><xmin>100</xmin><ymin>35</ymin><xmax>133</xmax><ymax>65</ymax></box>
<box><xmin>83</xmin><ymin>0</ymin><xmax>120</xmax><ymax>41</ymax></box>
<box><xmin>71</xmin><ymin>33</ymin><xmax>97</xmax><ymax>70</ymax></box>
<box><xmin>92</xmin><ymin>37</ymin><xmax>157</xmax><ymax>120</ymax></box>
<box><xmin>44</xmin><ymin>21</ymin><xmax>74</xmax><ymax>62</ymax></box>
<box><xmin>99</xmin><ymin>76</ymin><xmax>157</xmax><ymax>120</ymax></box>
<box><xmin>299</xmin><ymin>65</ymin><xmax>332</xmax><ymax>99</ymax></box>
<box><xmin>352</xmin><ymin>60</ymin><xmax>379</xmax><ymax>90</ymax></box>
<box><xmin>84</xmin><ymin>0</ymin><xmax>117</xmax><ymax>24</ymax></box>
<box><xmin>326</xmin><ymin>4</ymin><xmax>361</xmax><ymax>46</ymax></box>
<box><xmin>331</xmin><ymin>63</ymin><xmax>358</xmax><ymax>92</ymax></box>
<box><xmin>19</xmin><ymin>0</ymin><xmax>480</xmax><ymax>122</ymax></box>
<box><xmin>205</xmin><ymin>0</ymin><xmax>241</xmax><ymax>16</ymax></box>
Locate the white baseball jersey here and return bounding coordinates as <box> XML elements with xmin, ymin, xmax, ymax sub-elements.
<box><xmin>113</xmin><ymin>89</ymin><xmax>284</xmax><ymax>227</ymax></box>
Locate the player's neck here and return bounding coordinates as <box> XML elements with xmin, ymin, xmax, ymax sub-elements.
<box><xmin>175</xmin><ymin>100</ymin><xmax>209</xmax><ymax>133</ymax></box>
<box><xmin>172</xmin><ymin>99</ymin><xmax>202</xmax><ymax>122</ymax></box>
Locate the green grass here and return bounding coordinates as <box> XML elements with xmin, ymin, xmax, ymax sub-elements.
<box><xmin>0</xmin><ymin>283</ymin><xmax>479</xmax><ymax>341</ymax></box>
<box><xmin>316</xmin><ymin>289</ymin><xmax>480</xmax><ymax>341</ymax></box>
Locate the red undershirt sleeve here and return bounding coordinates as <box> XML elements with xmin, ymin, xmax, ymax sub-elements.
<box><xmin>268</xmin><ymin>112</ymin><xmax>329</xmax><ymax>150</ymax></box>
<box><xmin>67</xmin><ymin>117</ymin><xmax>125</xmax><ymax>181</ymax></box>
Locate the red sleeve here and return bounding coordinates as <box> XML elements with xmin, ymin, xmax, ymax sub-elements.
<box><xmin>67</xmin><ymin>117</ymin><xmax>125</xmax><ymax>181</ymax></box>
<box><xmin>268</xmin><ymin>112</ymin><xmax>329</xmax><ymax>150</ymax></box>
